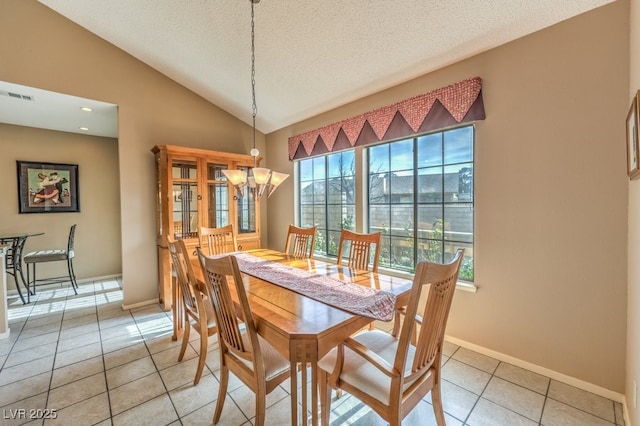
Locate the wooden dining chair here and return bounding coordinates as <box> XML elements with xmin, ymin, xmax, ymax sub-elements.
<box><xmin>198</xmin><ymin>252</ymin><xmax>291</xmax><ymax>426</ymax></box>
<box><xmin>167</xmin><ymin>236</ymin><xmax>217</xmax><ymax>385</ymax></box>
<box><xmin>318</xmin><ymin>249</ymin><xmax>465</xmax><ymax>426</ymax></box>
<box><xmin>199</xmin><ymin>224</ymin><xmax>238</xmax><ymax>255</ymax></box>
<box><xmin>336</xmin><ymin>229</ymin><xmax>381</xmax><ymax>272</ymax></box>
<box><xmin>284</xmin><ymin>224</ymin><xmax>316</xmax><ymax>259</ymax></box>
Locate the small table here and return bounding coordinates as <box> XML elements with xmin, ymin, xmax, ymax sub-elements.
<box><xmin>183</xmin><ymin>249</ymin><xmax>412</xmax><ymax>425</ymax></box>
<box><xmin>0</xmin><ymin>232</ymin><xmax>44</xmax><ymax>304</ymax></box>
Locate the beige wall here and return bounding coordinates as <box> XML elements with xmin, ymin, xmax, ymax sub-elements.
<box><xmin>267</xmin><ymin>1</ymin><xmax>629</xmax><ymax>393</ymax></box>
<box><xmin>628</xmin><ymin>0</ymin><xmax>640</xmax><ymax>423</ymax></box>
<box><xmin>0</xmin><ymin>0</ymin><xmax>267</xmax><ymax>307</ymax></box>
<box><xmin>0</xmin><ymin>124</ymin><xmax>121</xmax><ymax>287</ymax></box>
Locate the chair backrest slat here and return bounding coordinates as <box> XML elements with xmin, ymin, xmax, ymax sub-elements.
<box><xmin>198</xmin><ymin>252</ymin><xmax>260</xmax><ymax>364</ymax></box>
<box><xmin>284</xmin><ymin>225</ymin><xmax>316</xmax><ymax>259</ymax></box>
<box><xmin>200</xmin><ymin>224</ymin><xmax>238</xmax><ymax>255</ymax></box>
<box><xmin>336</xmin><ymin>229</ymin><xmax>381</xmax><ymax>272</ymax></box>
<box><xmin>394</xmin><ymin>249</ymin><xmax>464</xmax><ymax>377</ymax></box>
<box><xmin>204</xmin><ymin>260</ymin><xmax>245</xmax><ymax>353</ymax></box>
<box><xmin>167</xmin><ymin>236</ymin><xmax>201</xmax><ymax>314</ymax></box>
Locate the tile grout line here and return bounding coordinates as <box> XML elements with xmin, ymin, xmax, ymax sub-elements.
<box><xmin>47</xmin><ymin>283</ymin><xmax>110</xmax><ymax>424</ymax></box>
<box><xmin>40</xmin><ymin>288</ymin><xmax>67</xmax><ymax>419</ymax></box>
<box><xmin>95</xmin><ymin>280</ymin><xmax>118</xmax><ymax>425</ymax></box>
<box><xmin>538</xmin><ymin>374</ymin><xmax>552</xmax><ymax>425</ymax></box>
<box><xmin>134</xmin><ymin>304</ymin><xmax>186</xmax><ymax>423</ymax></box>
<box><xmin>461</xmin><ymin>355</ymin><xmax>499</xmax><ymax>425</ymax></box>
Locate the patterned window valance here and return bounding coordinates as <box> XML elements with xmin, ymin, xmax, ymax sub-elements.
<box><xmin>288</xmin><ymin>76</ymin><xmax>485</xmax><ymax>160</ymax></box>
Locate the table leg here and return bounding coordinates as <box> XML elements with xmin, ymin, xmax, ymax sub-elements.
<box><xmin>1</xmin><ymin>237</ymin><xmax>27</xmax><ymax>305</ymax></box>
<box><xmin>290</xmin><ymin>340</ymin><xmax>319</xmax><ymax>426</ymax></box>
<box><xmin>290</xmin><ymin>357</ymin><xmax>298</xmax><ymax>425</ymax></box>
<box><xmin>311</xmin><ymin>361</ymin><xmax>318</xmax><ymax>426</ymax></box>
<box><xmin>302</xmin><ymin>362</ymin><xmax>308</xmax><ymax>423</ymax></box>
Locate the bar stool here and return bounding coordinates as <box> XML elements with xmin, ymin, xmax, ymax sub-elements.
<box><xmin>23</xmin><ymin>225</ymin><xmax>78</xmax><ymax>301</ymax></box>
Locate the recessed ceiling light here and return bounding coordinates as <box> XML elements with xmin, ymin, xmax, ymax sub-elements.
<box><xmin>80</xmin><ymin>107</ymin><xmax>93</xmax><ymax>112</ymax></box>
<box><xmin>79</xmin><ymin>127</ymin><xmax>89</xmax><ymax>131</ymax></box>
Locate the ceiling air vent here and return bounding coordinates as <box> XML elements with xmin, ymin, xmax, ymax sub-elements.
<box><xmin>0</xmin><ymin>90</ymin><xmax>35</xmax><ymax>101</ymax></box>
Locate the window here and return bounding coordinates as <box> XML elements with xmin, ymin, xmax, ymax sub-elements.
<box><xmin>368</xmin><ymin>126</ymin><xmax>474</xmax><ymax>280</ymax></box>
<box><xmin>296</xmin><ymin>125</ymin><xmax>474</xmax><ymax>282</ymax></box>
<box><xmin>298</xmin><ymin>150</ymin><xmax>355</xmax><ymax>255</ymax></box>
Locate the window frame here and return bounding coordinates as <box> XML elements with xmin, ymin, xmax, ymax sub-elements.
<box><xmin>366</xmin><ymin>125</ymin><xmax>475</xmax><ymax>280</ymax></box>
<box><xmin>294</xmin><ymin>124</ymin><xmax>476</xmax><ymax>287</ymax></box>
<box><xmin>296</xmin><ymin>150</ymin><xmax>356</xmax><ymax>256</ymax></box>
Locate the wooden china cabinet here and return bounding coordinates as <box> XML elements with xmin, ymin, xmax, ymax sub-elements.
<box><xmin>152</xmin><ymin>145</ymin><xmax>261</xmax><ymax>310</ymax></box>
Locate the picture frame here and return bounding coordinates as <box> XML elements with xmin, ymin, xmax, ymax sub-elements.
<box><xmin>17</xmin><ymin>161</ymin><xmax>80</xmax><ymax>213</ymax></box>
<box><xmin>627</xmin><ymin>92</ymin><xmax>640</xmax><ymax>180</ymax></box>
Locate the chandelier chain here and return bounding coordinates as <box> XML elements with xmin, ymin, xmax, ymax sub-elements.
<box><xmin>251</xmin><ymin>5</ymin><xmax>256</xmax><ymax>118</ymax></box>
<box><xmin>250</xmin><ymin>0</ymin><xmax>258</xmax><ymax>167</ymax></box>
<box><xmin>220</xmin><ymin>0</ymin><xmax>288</xmax><ymax>199</ymax></box>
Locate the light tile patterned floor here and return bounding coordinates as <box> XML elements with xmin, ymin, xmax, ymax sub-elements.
<box><xmin>0</xmin><ymin>279</ymin><xmax>626</xmax><ymax>425</ymax></box>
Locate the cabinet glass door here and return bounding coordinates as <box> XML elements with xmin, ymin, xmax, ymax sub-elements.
<box><xmin>155</xmin><ymin>156</ymin><xmax>163</xmax><ymax>237</ymax></box>
<box><xmin>237</xmin><ymin>166</ymin><xmax>256</xmax><ymax>234</ymax></box>
<box><xmin>172</xmin><ymin>160</ymin><xmax>198</xmax><ymax>238</ymax></box>
<box><xmin>206</xmin><ymin>163</ymin><xmax>230</xmax><ymax>228</ymax></box>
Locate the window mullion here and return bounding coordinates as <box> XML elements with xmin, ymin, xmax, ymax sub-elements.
<box><xmin>441</xmin><ymin>132</ymin><xmax>446</xmax><ymax>262</ymax></box>
<box><xmin>324</xmin><ymin>156</ymin><xmax>330</xmax><ymax>255</ymax></box>
<box><xmin>413</xmin><ymin>137</ymin><xmax>418</xmax><ymax>269</ymax></box>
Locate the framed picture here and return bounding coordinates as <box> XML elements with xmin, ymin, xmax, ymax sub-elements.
<box><xmin>17</xmin><ymin>161</ymin><xmax>80</xmax><ymax>213</ymax></box>
<box><xmin>627</xmin><ymin>92</ymin><xmax>640</xmax><ymax>180</ymax></box>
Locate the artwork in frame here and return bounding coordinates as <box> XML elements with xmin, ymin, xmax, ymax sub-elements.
<box><xmin>17</xmin><ymin>161</ymin><xmax>80</xmax><ymax>213</ymax></box>
<box><xmin>627</xmin><ymin>91</ymin><xmax>640</xmax><ymax>180</ymax></box>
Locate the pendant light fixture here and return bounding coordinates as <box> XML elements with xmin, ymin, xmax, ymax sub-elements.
<box><xmin>222</xmin><ymin>0</ymin><xmax>288</xmax><ymax>199</ymax></box>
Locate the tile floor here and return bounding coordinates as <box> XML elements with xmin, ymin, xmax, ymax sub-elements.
<box><xmin>0</xmin><ymin>279</ymin><xmax>626</xmax><ymax>426</ymax></box>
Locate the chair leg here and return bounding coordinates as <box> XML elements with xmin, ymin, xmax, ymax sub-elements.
<box><xmin>25</xmin><ymin>263</ymin><xmax>35</xmax><ymax>303</ymax></box>
<box><xmin>178</xmin><ymin>317</ymin><xmax>190</xmax><ymax>362</ymax></box>
<box><xmin>212</xmin><ymin>364</ymin><xmax>228</xmax><ymax>424</ymax></box>
<box><xmin>193</xmin><ymin>324</ymin><xmax>208</xmax><ymax>385</ymax></box>
<box><xmin>67</xmin><ymin>257</ymin><xmax>78</xmax><ymax>294</ymax></box>
<box><xmin>254</xmin><ymin>387</ymin><xmax>266</xmax><ymax>426</ymax></box>
<box><xmin>319</xmin><ymin>369</ymin><xmax>332</xmax><ymax>426</ymax></box>
<box><xmin>431</xmin><ymin>382</ymin><xmax>446</xmax><ymax>426</ymax></box>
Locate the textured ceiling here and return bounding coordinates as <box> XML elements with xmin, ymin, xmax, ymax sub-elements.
<box><xmin>12</xmin><ymin>0</ymin><xmax>616</xmax><ymax>135</ymax></box>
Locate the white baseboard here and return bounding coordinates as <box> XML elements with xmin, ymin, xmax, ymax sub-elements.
<box><xmin>623</xmin><ymin>399</ymin><xmax>631</xmax><ymax>426</ymax></box>
<box><xmin>121</xmin><ymin>298</ymin><xmax>160</xmax><ymax>310</ymax></box>
<box><xmin>444</xmin><ymin>335</ymin><xmax>626</xmax><ymax>405</ymax></box>
<box><xmin>5</xmin><ymin>274</ymin><xmax>122</xmax><ymax>297</ymax></box>
<box><xmin>77</xmin><ymin>274</ymin><xmax>122</xmax><ymax>284</ymax></box>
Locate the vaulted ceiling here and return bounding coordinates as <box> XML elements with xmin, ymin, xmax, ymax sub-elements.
<box><xmin>1</xmin><ymin>1</ymin><xmax>615</xmax><ymax>137</ymax></box>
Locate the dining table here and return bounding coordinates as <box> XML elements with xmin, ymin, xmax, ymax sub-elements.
<box><xmin>0</xmin><ymin>231</ymin><xmax>44</xmax><ymax>304</ymax></box>
<box><xmin>178</xmin><ymin>248</ymin><xmax>413</xmax><ymax>426</ymax></box>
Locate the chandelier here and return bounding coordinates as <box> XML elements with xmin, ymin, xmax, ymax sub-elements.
<box><xmin>222</xmin><ymin>0</ymin><xmax>288</xmax><ymax>199</ymax></box>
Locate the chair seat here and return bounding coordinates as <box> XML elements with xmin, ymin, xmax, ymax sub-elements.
<box><xmin>239</xmin><ymin>333</ymin><xmax>290</xmax><ymax>381</ymax></box>
<box><xmin>318</xmin><ymin>330</ymin><xmax>422</xmax><ymax>405</ymax></box>
<box><xmin>24</xmin><ymin>249</ymin><xmax>72</xmax><ymax>263</ymax></box>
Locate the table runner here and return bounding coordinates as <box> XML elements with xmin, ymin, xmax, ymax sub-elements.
<box><xmin>231</xmin><ymin>253</ymin><xmax>397</xmax><ymax>322</ymax></box>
